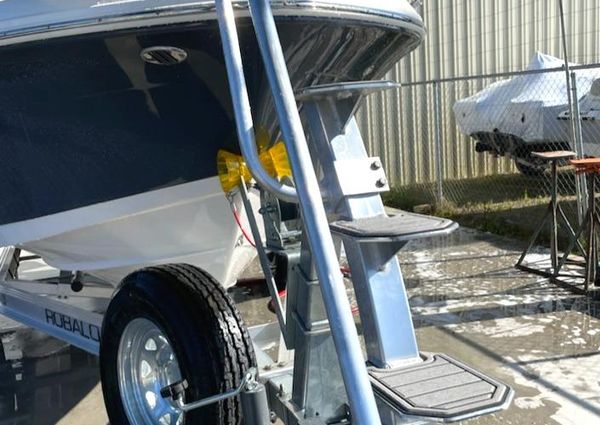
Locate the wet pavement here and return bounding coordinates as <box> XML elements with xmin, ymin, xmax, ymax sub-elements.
<box><xmin>400</xmin><ymin>228</ymin><xmax>600</xmax><ymax>425</ymax></box>
<box><xmin>2</xmin><ymin>227</ymin><xmax>600</xmax><ymax>424</ymax></box>
<box><xmin>0</xmin><ymin>316</ymin><xmax>104</xmax><ymax>425</ymax></box>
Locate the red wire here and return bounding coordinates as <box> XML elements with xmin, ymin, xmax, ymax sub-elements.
<box><xmin>231</xmin><ymin>204</ymin><xmax>256</xmax><ymax>247</ymax></box>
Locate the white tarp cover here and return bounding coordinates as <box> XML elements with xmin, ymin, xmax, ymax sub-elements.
<box><xmin>558</xmin><ymin>79</ymin><xmax>600</xmax><ymax>156</ymax></box>
<box><xmin>559</xmin><ymin>79</ymin><xmax>600</xmax><ymax>121</ymax></box>
<box><xmin>454</xmin><ymin>52</ymin><xmax>600</xmax><ymax>143</ymax></box>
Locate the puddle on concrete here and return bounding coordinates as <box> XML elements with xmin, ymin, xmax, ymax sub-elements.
<box><xmin>0</xmin><ymin>321</ymin><xmax>102</xmax><ymax>425</ymax></box>
<box><xmin>402</xmin><ymin>228</ymin><xmax>600</xmax><ymax>425</ymax></box>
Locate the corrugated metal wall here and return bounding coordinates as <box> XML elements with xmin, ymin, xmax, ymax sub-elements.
<box><xmin>357</xmin><ymin>0</ymin><xmax>600</xmax><ymax>186</ymax></box>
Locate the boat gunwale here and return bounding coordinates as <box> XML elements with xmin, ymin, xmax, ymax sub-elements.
<box><xmin>0</xmin><ymin>1</ymin><xmax>425</xmax><ymax>48</ymax></box>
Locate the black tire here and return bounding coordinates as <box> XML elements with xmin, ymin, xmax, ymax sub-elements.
<box><xmin>100</xmin><ymin>264</ymin><xmax>256</xmax><ymax>425</ymax></box>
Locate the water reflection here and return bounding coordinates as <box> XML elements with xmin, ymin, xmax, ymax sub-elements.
<box><xmin>0</xmin><ymin>324</ymin><xmax>100</xmax><ymax>425</ymax></box>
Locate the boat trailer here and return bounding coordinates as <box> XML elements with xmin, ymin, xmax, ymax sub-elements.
<box><xmin>0</xmin><ymin>1</ymin><xmax>513</xmax><ymax>424</ymax></box>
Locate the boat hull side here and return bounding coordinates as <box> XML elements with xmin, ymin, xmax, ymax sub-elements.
<box><xmin>7</xmin><ymin>178</ymin><xmax>254</xmax><ymax>287</ymax></box>
<box><xmin>0</xmin><ymin>19</ymin><xmax>420</xmax><ymax>227</ymax></box>
<box><xmin>0</xmin><ymin>14</ymin><xmax>423</xmax><ymax>285</ymax></box>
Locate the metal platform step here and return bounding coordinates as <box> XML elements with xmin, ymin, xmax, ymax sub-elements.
<box><xmin>330</xmin><ymin>212</ymin><xmax>458</xmax><ymax>243</ymax></box>
<box><xmin>370</xmin><ymin>353</ymin><xmax>513</xmax><ymax>423</ymax></box>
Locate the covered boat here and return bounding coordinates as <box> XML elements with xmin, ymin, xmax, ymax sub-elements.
<box><xmin>558</xmin><ymin>78</ymin><xmax>600</xmax><ymax>157</ymax></box>
<box><xmin>453</xmin><ymin>52</ymin><xmax>600</xmax><ymax>174</ymax></box>
<box><xmin>0</xmin><ymin>0</ymin><xmax>425</xmax><ymax>286</ymax></box>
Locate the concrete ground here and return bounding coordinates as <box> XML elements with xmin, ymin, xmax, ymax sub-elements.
<box><xmin>1</xmin><ymin>227</ymin><xmax>600</xmax><ymax>424</ymax></box>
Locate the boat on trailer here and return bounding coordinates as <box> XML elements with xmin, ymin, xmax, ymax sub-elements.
<box><xmin>0</xmin><ymin>0</ymin><xmax>422</xmax><ymax>287</ymax></box>
<box><xmin>0</xmin><ymin>1</ymin><xmax>514</xmax><ymax>425</ymax></box>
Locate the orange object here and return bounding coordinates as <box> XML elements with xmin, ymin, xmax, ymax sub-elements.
<box><xmin>570</xmin><ymin>158</ymin><xmax>600</xmax><ymax>174</ymax></box>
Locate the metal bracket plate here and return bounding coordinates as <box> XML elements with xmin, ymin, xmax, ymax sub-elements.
<box><xmin>333</xmin><ymin>157</ymin><xmax>389</xmax><ymax>196</ymax></box>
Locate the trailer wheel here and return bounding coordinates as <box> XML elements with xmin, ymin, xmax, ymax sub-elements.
<box><xmin>100</xmin><ymin>264</ymin><xmax>255</xmax><ymax>425</ymax></box>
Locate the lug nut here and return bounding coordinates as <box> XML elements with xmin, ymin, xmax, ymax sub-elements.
<box><xmin>371</xmin><ymin>160</ymin><xmax>382</xmax><ymax>170</ymax></box>
<box><xmin>376</xmin><ymin>177</ymin><xmax>387</xmax><ymax>188</ymax></box>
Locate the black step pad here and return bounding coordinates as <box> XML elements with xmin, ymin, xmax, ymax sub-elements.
<box><xmin>330</xmin><ymin>212</ymin><xmax>457</xmax><ymax>241</ymax></box>
<box><xmin>370</xmin><ymin>353</ymin><xmax>513</xmax><ymax>422</ymax></box>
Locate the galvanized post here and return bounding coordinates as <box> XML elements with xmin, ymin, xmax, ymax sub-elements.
<box><xmin>241</xmin><ymin>381</ymin><xmax>272</xmax><ymax>425</ymax></box>
<box><xmin>559</xmin><ymin>0</ymin><xmax>585</xmax><ymax>222</ymax></box>
<box><xmin>558</xmin><ymin>0</ymin><xmax>576</xmax><ymax>149</ymax></box>
<box><xmin>433</xmin><ymin>81</ymin><xmax>444</xmax><ymax>204</ymax></box>
<box><xmin>571</xmin><ymin>72</ymin><xmax>588</xmax><ymax>219</ymax></box>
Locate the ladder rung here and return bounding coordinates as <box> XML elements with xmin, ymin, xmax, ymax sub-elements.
<box><xmin>330</xmin><ymin>212</ymin><xmax>457</xmax><ymax>242</ymax></box>
<box><xmin>370</xmin><ymin>353</ymin><xmax>513</xmax><ymax>422</ymax></box>
<box><xmin>295</xmin><ymin>80</ymin><xmax>399</xmax><ymax>102</ymax></box>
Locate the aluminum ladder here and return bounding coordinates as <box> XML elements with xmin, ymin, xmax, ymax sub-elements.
<box><xmin>215</xmin><ymin>1</ymin><xmax>513</xmax><ymax>424</ymax></box>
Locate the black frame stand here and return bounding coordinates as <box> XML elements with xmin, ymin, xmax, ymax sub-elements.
<box><xmin>554</xmin><ymin>158</ymin><xmax>600</xmax><ymax>294</ymax></box>
<box><xmin>515</xmin><ymin>151</ymin><xmax>586</xmax><ymax>289</ymax></box>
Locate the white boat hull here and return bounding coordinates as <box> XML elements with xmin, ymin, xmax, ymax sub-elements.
<box><xmin>0</xmin><ymin>1</ymin><xmax>425</xmax><ymax>289</ymax></box>
<box><xmin>0</xmin><ymin>177</ymin><xmax>258</xmax><ymax>288</ymax></box>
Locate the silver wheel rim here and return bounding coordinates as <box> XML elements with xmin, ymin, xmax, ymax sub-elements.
<box><xmin>118</xmin><ymin>318</ymin><xmax>185</xmax><ymax>425</ymax></box>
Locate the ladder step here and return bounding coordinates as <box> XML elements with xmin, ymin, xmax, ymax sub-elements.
<box><xmin>370</xmin><ymin>353</ymin><xmax>513</xmax><ymax>422</ymax></box>
<box><xmin>330</xmin><ymin>212</ymin><xmax>457</xmax><ymax>242</ymax></box>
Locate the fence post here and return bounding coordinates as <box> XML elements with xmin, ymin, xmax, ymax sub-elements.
<box><xmin>558</xmin><ymin>0</ymin><xmax>586</xmax><ymax>223</ymax></box>
<box><xmin>571</xmin><ymin>72</ymin><xmax>588</xmax><ymax>218</ymax></box>
<box><xmin>558</xmin><ymin>0</ymin><xmax>576</xmax><ymax>148</ymax></box>
<box><xmin>433</xmin><ymin>81</ymin><xmax>444</xmax><ymax>204</ymax></box>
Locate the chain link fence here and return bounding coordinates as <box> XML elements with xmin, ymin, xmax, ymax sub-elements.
<box><xmin>358</xmin><ymin>0</ymin><xmax>600</xmax><ymax>243</ymax></box>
